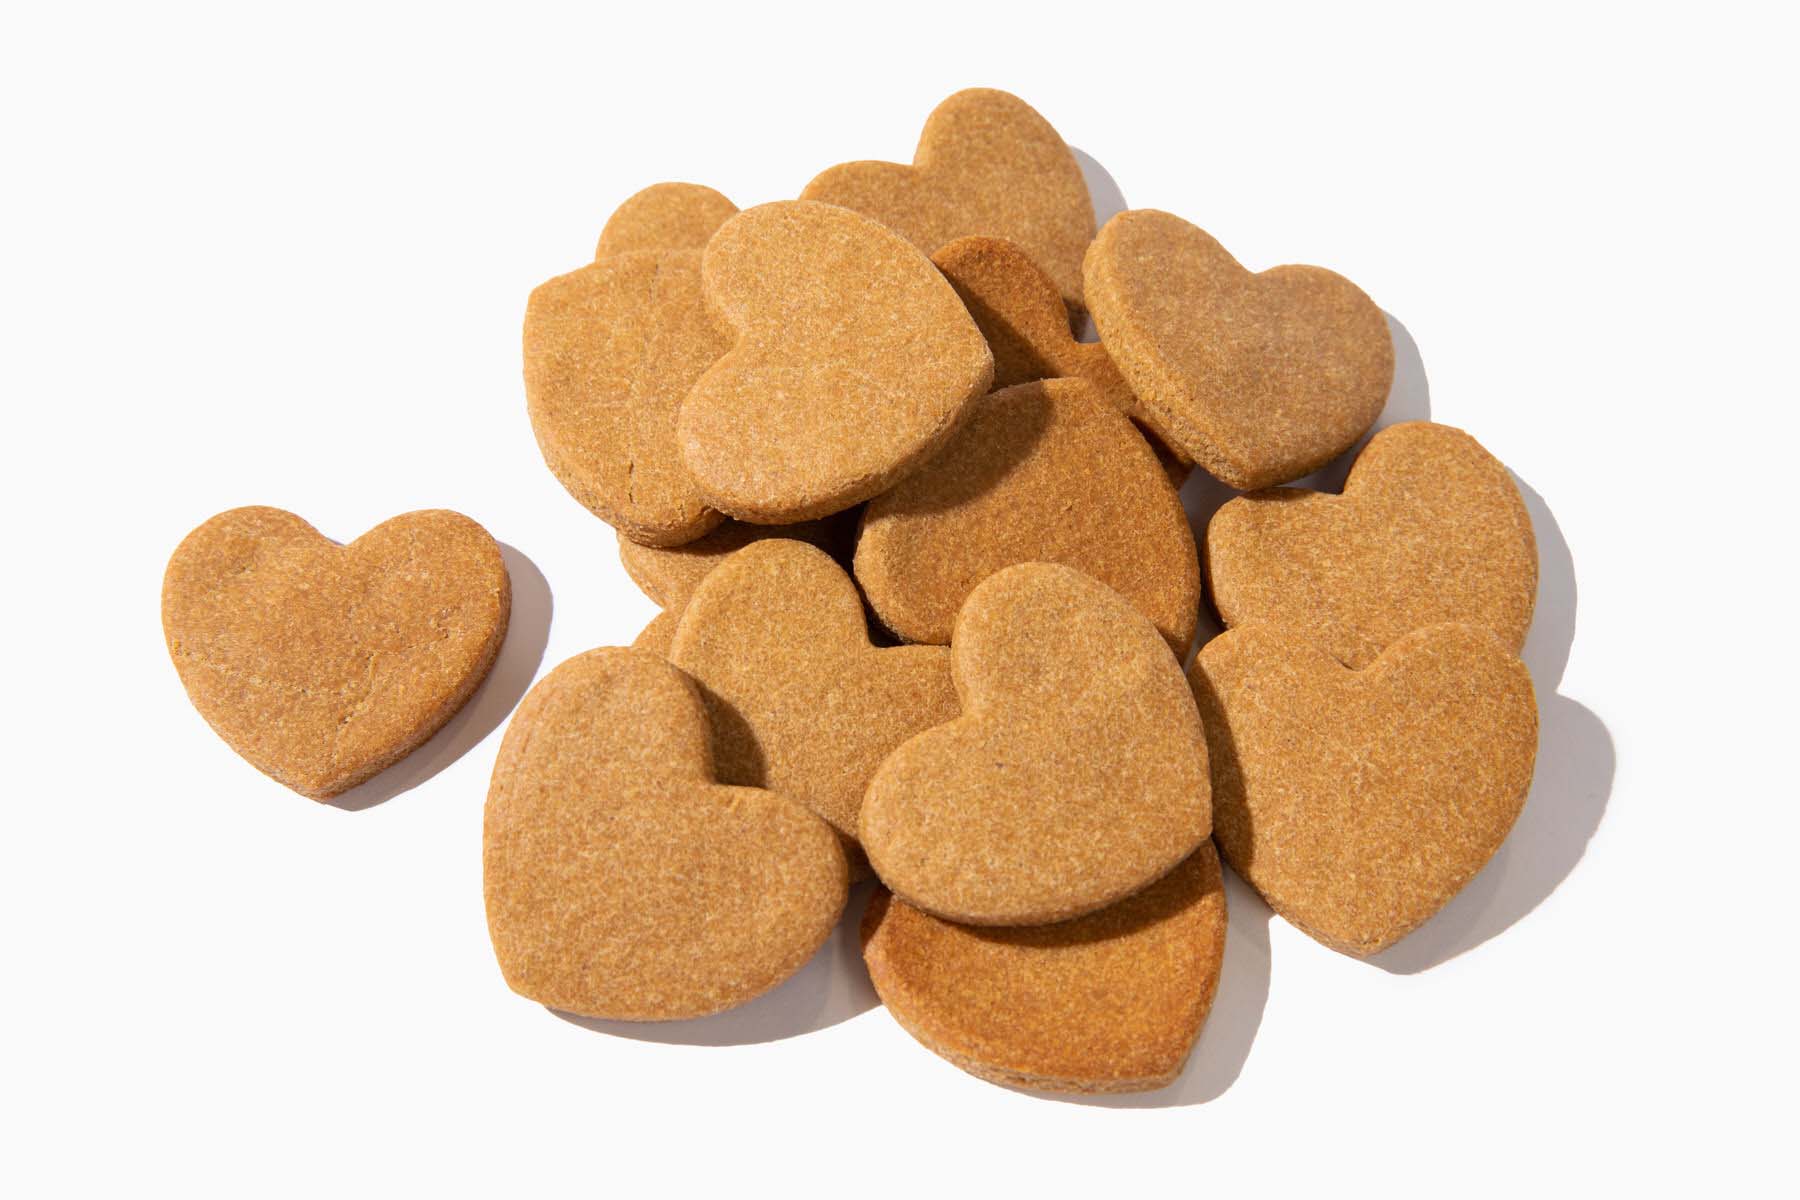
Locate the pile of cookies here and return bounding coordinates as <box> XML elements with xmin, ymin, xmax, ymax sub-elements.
<box><xmin>162</xmin><ymin>88</ymin><xmax>1540</xmax><ymax>1096</ymax></box>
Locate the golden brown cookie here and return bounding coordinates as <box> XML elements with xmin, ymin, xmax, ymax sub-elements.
<box><xmin>484</xmin><ymin>647</ymin><xmax>848</xmax><ymax>1019</ymax></box>
<box><xmin>931</xmin><ymin>235</ymin><xmax>1191</xmax><ymax>483</ymax></box>
<box><xmin>861</xmin><ymin>563</ymin><xmax>1211</xmax><ymax>926</ymax></box>
<box><xmin>616</xmin><ymin>512</ymin><xmax>850</xmax><ymax>611</ymax></box>
<box><xmin>1206</xmin><ymin>421</ymin><xmax>1537</xmax><ymax>669</ymax></box>
<box><xmin>1190</xmin><ymin>623</ymin><xmax>1537</xmax><ymax>957</ymax></box>
<box><xmin>162</xmin><ymin>507</ymin><xmax>510</xmax><ymax>800</ymax></box>
<box><xmin>595</xmin><ymin>182</ymin><xmax>737</xmax><ymax>260</ymax></box>
<box><xmin>524</xmin><ymin>248</ymin><xmax>730</xmax><ymax>545</ymax></box>
<box><xmin>668</xmin><ymin>539</ymin><xmax>958</xmax><ymax>866</ymax></box>
<box><xmin>679</xmin><ymin>200</ymin><xmax>992</xmax><ymax>523</ymax></box>
<box><xmin>863</xmin><ymin>843</ymin><xmax>1228</xmax><ymax>1094</ymax></box>
<box><xmin>803</xmin><ymin>89</ymin><xmax>1095</xmax><ymax>312</ymax></box>
<box><xmin>1084</xmin><ymin>209</ymin><xmax>1394</xmax><ymax>489</ymax></box>
<box><xmin>630</xmin><ymin>608</ymin><xmax>681</xmax><ymax>657</ymax></box>
<box><xmin>855</xmin><ymin>378</ymin><xmax>1199</xmax><ymax>658</ymax></box>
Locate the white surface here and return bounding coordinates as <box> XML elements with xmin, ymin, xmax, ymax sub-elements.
<box><xmin>3</xmin><ymin>4</ymin><xmax>1794</xmax><ymax>1196</ymax></box>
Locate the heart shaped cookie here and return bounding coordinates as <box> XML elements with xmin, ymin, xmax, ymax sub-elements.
<box><xmin>1084</xmin><ymin>209</ymin><xmax>1394</xmax><ymax>489</ymax></box>
<box><xmin>802</xmin><ymin>89</ymin><xmax>1096</xmax><ymax>312</ymax></box>
<box><xmin>931</xmin><ymin>235</ymin><xmax>1191</xmax><ymax>484</ymax></box>
<box><xmin>679</xmin><ymin>200</ymin><xmax>993</xmax><ymax>523</ymax></box>
<box><xmin>484</xmin><ymin>647</ymin><xmax>848</xmax><ymax>1020</ymax></box>
<box><xmin>860</xmin><ymin>563</ymin><xmax>1211</xmax><ymax>926</ymax></box>
<box><xmin>595</xmin><ymin>181</ymin><xmax>737</xmax><ymax>259</ymax></box>
<box><xmin>863</xmin><ymin>843</ymin><xmax>1228</xmax><ymax>1095</ymax></box>
<box><xmin>668</xmin><ymin>539</ymin><xmax>958</xmax><ymax>865</ymax></box>
<box><xmin>524</xmin><ymin>246</ymin><xmax>730</xmax><ymax>545</ymax></box>
<box><xmin>855</xmin><ymin>378</ymin><xmax>1199</xmax><ymax>658</ymax></box>
<box><xmin>162</xmin><ymin>507</ymin><xmax>510</xmax><ymax>799</ymax></box>
<box><xmin>1189</xmin><ymin>622</ymin><xmax>1537</xmax><ymax>957</ymax></box>
<box><xmin>1206</xmin><ymin>421</ymin><xmax>1537</xmax><ymax>668</ymax></box>
<box><xmin>616</xmin><ymin>511</ymin><xmax>851</xmax><ymax>611</ymax></box>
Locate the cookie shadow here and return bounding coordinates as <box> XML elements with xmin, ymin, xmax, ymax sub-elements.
<box><xmin>1025</xmin><ymin>861</ymin><xmax>1272</xmax><ymax>1108</ymax></box>
<box><xmin>870</xmin><ymin>387</ymin><xmax>1054</xmax><ymax>519</ymax></box>
<box><xmin>1368</xmin><ymin>476</ymin><xmax>1613</xmax><ymax>973</ymax></box>
<box><xmin>1181</xmin><ymin>311</ymin><xmax>1431</xmax><ymax>659</ymax></box>
<box><xmin>551</xmin><ymin>881</ymin><xmax>881</xmax><ymax>1046</ymax></box>
<box><xmin>329</xmin><ymin>543</ymin><xmax>552</xmax><ymax>811</ymax></box>
<box><xmin>1071</xmin><ymin>147</ymin><xmax>1126</xmax><ymax>343</ymax></box>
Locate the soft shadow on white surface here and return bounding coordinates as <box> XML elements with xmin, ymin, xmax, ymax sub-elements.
<box><xmin>552</xmin><ymin>881</ymin><xmax>880</xmax><ymax>1046</ymax></box>
<box><xmin>1027</xmin><ymin>863</ymin><xmax>1272</xmax><ymax>1109</ymax></box>
<box><xmin>1369</xmin><ymin>478</ymin><xmax>1613</xmax><ymax>973</ymax></box>
<box><xmin>329</xmin><ymin>544</ymin><xmax>552</xmax><ymax>811</ymax></box>
<box><xmin>1073</xmin><ymin>146</ymin><xmax>1128</xmax><ymax>229</ymax></box>
<box><xmin>1071</xmin><ymin>147</ymin><xmax>1126</xmax><ymax>344</ymax></box>
<box><xmin>1181</xmin><ymin>311</ymin><xmax>1433</xmax><ymax>654</ymax></box>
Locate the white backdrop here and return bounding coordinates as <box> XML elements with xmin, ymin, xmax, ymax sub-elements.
<box><xmin>4</xmin><ymin>3</ymin><xmax>1793</xmax><ymax>1195</ymax></box>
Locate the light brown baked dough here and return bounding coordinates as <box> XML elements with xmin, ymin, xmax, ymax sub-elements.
<box><xmin>616</xmin><ymin>512</ymin><xmax>851</xmax><ymax>611</ymax></box>
<box><xmin>1084</xmin><ymin>209</ymin><xmax>1393</xmax><ymax>489</ymax></box>
<box><xmin>162</xmin><ymin>506</ymin><xmax>510</xmax><ymax>799</ymax></box>
<box><xmin>855</xmin><ymin>378</ymin><xmax>1199</xmax><ymax>658</ymax></box>
<box><xmin>595</xmin><ymin>182</ymin><xmax>737</xmax><ymax>260</ymax></box>
<box><xmin>1189</xmin><ymin>622</ymin><xmax>1537</xmax><ymax>957</ymax></box>
<box><xmin>668</xmin><ymin>540</ymin><xmax>958</xmax><ymax>867</ymax></box>
<box><xmin>484</xmin><ymin>648</ymin><xmax>848</xmax><ymax>1019</ymax></box>
<box><xmin>523</xmin><ymin>248</ymin><xmax>729</xmax><ymax>545</ymax></box>
<box><xmin>863</xmin><ymin>843</ymin><xmax>1228</xmax><ymax>1094</ymax></box>
<box><xmin>1206</xmin><ymin>421</ymin><xmax>1537</xmax><ymax>668</ymax></box>
<box><xmin>630</xmin><ymin>608</ymin><xmax>681</xmax><ymax>657</ymax></box>
<box><xmin>679</xmin><ymin>200</ymin><xmax>993</xmax><ymax>523</ymax></box>
<box><xmin>931</xmin><ymin>235</ymin><xmax>1190</xmax><ymax>483</ymax></box>
<box><xmin>803</xmin><ymin>89</ymin><xmax>1096</xmax><ymax>312</ymax></box>
<box><xmin>861</xmin><ymin>563</ymin><xmax>1211</xmax><ymax>926</ymax></box>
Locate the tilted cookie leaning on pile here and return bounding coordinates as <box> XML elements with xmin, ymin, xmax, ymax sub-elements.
<box><xmin>160</xmin><ymin>87</ymin><xmax>1540</xmax><ymax>1098</ymax></box>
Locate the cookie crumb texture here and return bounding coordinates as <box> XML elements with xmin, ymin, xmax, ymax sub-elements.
<box><xmin>1190</xmin><ymin>623</ymin><xmax>1537</xmax><ymax>956</ymax></box>
<box><xmin>595</xmin><ymin>182</ymin><xmax>738</xmax><ymax>260</ymax></box>
<box><xmin>680</xmin><ymin>200</ymin><xmax>993</xmax><ymax>523</ymax></box>
<box><xmin>1085</xmin><ymin>208</ymin><xmax>1393</xmax><ymax>490</ymax></box>
<box><xmin>863</xmin><ymin>843</ymin><xmax>1228</xmax><ymax>1094</ymax></box>
<box><xmin>484</xmin><ymin>648</ymin><xmax>848</xmax><ymax>1020</ymax></box>
<box><xmin>1206</xmin><ymin>421</ymin><xmax>1538</xmax><ymax>668</ymax></box>
<box><xmin>161</xmin><ymin>506</ymin><xmax>511</xmax><ymax>800</ymax></box>
<box><xmin>804</xmin><ymin>88</ymin><xmax>1096</xmax><ymax>313</ymax></box>
<box><xmin>524</xmin><ymin>248</ymin><xmax>729</xmax><ymax>546</ymax></box>
<box><xmin>669</xmin><ymin>540</ymin><xmax>959</xmax><ymax>868</ymax></box>
<box><xmin>861</xmin><ymin>563</ymin><xmax>1211</xmax><ymax>926</ymax></box>
<box><xmin>856</xmin><ymin>377</ymin><xmax>1199</xmax><ymax>658</ymax></box>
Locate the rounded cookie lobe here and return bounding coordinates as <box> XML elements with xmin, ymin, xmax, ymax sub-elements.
<box><xmin>668</xmin><ymin>540</ymin><xmax>959</xmax><ymax>866</ymax></box>
<box><xmin>162</xmin><ymin>506</ymin><xmax>510</xmax><ymax>800</ymax></box>
<box><xmin>856</xmin><ymin>378</ymin><xmax>1199</xmax><ymax>658</ymax></box>
<box><xmin>483</xmin><ymin>648</ymin><xmax>848</xmax><ymax>1020</ymax></box>
<box><xmin>1084</xmin><ymin>209</ymin><xmax>1393</xmax><ymax>489</ymax></box>
<box><xmin>860</xmin><ymin>563</ymin><xmax>1211</xmax><ymax>926</ymax></box>
<box><xmin>629</xmin><ymin>608</ymin><xmax>681</xmax><ymax>657</ymax></box>
<box><xmin>1205</xmin><ymin>421</ymin><xmax>1538</xmax><ymax>668</ymax></box>
<box><xmin>931</xmin><ymin>235</ymin><xmax>1190</xmax><ymax>483</ymax></box>
<box><xmin>1189</xmin><ymin>622</ymin><xmax>1537</xmax><ymax>957</ymax></box>
<box><xmin>595</xmin><ymin>182</ymin><xmax>738</xmax><ymax>259</ymax></box>
<box><xmin>803</xmin><ymin>89</ymin><xmax>1096</xmax><ymax>312</ymax></box>
<box><xmin>679</xmin><ymin>200</ymin><xmax>993</xmax><ymax>523</ymax></box>
<box><xmin>523</xmin><ymin>248</ymin><xmax>729</xmax><ymax>546</ymax></box>
<box><xmin>863</xmin><ymin>844</ymin><xmax>1227</xmax><ymax>1094</ymax></box>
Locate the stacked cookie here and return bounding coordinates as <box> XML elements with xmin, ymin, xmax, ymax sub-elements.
<box><xmin>162</xmin><ymin>88</ymin><xmax>1540</xmax><ymax>1097</ymax></box>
